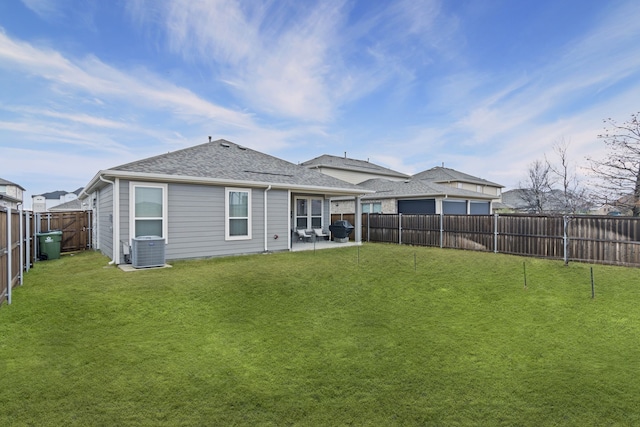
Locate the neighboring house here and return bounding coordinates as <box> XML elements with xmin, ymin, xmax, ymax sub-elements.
<box><xmin>0</xmin><ymin>177</ymin><xmax>25</xmax><ymax>209</ymax></box>
<box><xmin>79</xmin><ymin>139</ymin><xmax>370</xmax><ymax>264</ymax></box>
<box><xmin>302</xmin><ymin>154</ymin><xmax>410</xmax><ymax>184</ymax></box>
<box><xmin>500</xmin><ymin>189</ymin><xmax>591</xmax><ymax>214</ymax></box>
<box><xmin>357</xmin><ymin>175</ymin><xmax>499</xmax><ymax>215</ymax></box>
<box><xmin>323</xmin><ymin>164</ymin><xmax>503</xmax><ymax>215</ymax></box>
<box><xmin>48</xmin><ymin>198</ymin><xmax>89</xmax><ymax>212</ymax></box>
<box><xmin>32</xmin><ymin>188</ymin><xmax>83</xmax><ymax>212</ymax></box>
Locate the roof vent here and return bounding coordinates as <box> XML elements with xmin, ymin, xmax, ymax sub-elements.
<box><xmin>238</xmin><ymin>145</ymin><xmax>247</xmax><ymax>150</ymax></box>
<box><xmin>221</xmin><ymin>142</ymin><xmax>230</xmax><ymax>148</ymax></box>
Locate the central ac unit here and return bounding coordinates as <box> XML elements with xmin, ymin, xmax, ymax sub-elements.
<box><xmin>131</xmin><ymin>236</ymin><xmax>165</xmax><ymax>268</ymax></box>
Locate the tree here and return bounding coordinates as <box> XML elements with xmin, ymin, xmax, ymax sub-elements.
<box><xmin>589</xmin><ymin>112</ymin><xmax>640</xmax><ymax>216</ymax></box>
<box><xmin>546</xmin><ymin>138</ymin><xmax>589</xmax><ymax>214</ymax></box>
<box><xmin>518</xmin><ymin>159</ymin><xmax>554</xmax><ymax>213</ymax></box>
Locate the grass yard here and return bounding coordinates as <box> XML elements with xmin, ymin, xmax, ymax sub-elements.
<box><xmin>1</xmin><ymin>244</ymin><xmax>640</xmax><ymax>426</ymax></box>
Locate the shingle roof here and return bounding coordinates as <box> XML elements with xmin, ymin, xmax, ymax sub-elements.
<box><xmin>105</xmin><ymin>139</ymin><xmax>364</xmax><ymax>191</ymax></box>
<box><xmin>412</xmin><ymin>166</ymin><xmax>502</xmax><ymax>187</ymax></box>
<box><xmin>48</xmin><ymin>198</ymin><xmax>86</xmax><ymax>211</ymax></box>
<box><xmin>302</xmin><ymin>154</ymin><xmax>410</xmax><ymax>179</ymax></box>
<box><xmin>358</xmin><ymin>178</ymin><xmax>497</xmax><ymax>200</ymax></box>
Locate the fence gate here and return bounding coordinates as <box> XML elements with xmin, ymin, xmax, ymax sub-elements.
<box><xmin>37</xmin><ymin>211</ymin><xmax>93</xmax><ymax>253</ymax></box>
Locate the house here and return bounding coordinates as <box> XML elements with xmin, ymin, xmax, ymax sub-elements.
<box><xmin>357</xmin><ymin>174</ymin><xmax>500</xmax><ymax>215</ymax></box>
<box><xmin>312</xmin><ymin>161</ymin><xmax>503</xmax><ymax>215</ymax></box>
<box><xmin>79</xmin><ymin>139</ymin><xmax>370</xmax><ymax>264</ymax></box>
<box><xmin>48</xmin><ymin>198</ymin><xmax>89</xmax><ymax>212</ymax></box>
<box><xmin>0</xmin><ymin>177</ymin><xmax>25</xmax><ymax>209</ymax></box>
<box><xmin>32</xmin><ymin>188</ymin><xmax>83</xmax><ymax>212</ymax></box>
<box><xmin>302</xmin><ymin>154</ymin><xmax>410</xmax><ymax>184</ymax></box>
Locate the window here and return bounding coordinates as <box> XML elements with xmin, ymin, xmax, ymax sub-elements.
<box><xmin>226</xmin><ymin>188</ymin><xmax>251</xmax><ymax>240</ymax></box>
<box><xmin>295</xmin><ymin>197</ymin><xmax>323</xmax><ymax>229</ymax></box>
<box><xmin>362</xmin><ymin>202</ymin><xmax>382</xmax><ymax>213</ymax></box>
<box><xmin>130</xmin><ymin>183</ymin><xmax>167</xmax><ymax>239</ymax></box>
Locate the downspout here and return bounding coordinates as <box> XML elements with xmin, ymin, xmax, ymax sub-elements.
<box><xmin>264</xmin><ymin>185</ymin><xmax>271</xmax><ymax>252</ymax></box>
<box><xmin>99</xmin><ymin>176</ymin><xmax>118</xmax><ymax>265</ymax></box>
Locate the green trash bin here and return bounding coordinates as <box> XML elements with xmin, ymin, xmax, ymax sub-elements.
<box><xmin>37</xmin><ymin>230</ymin><xmax>63</xmax><ymax>260</ymax></box>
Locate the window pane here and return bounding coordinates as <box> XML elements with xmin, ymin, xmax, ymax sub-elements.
<box><xmin>311</xmin><ymin>199</ymin><xmax>322</xmax><ymax>216</ymax></box>
<box><xmin>296</xmin><ymin>199</ymin><xmax>308</xmax><ymax>215</ymax></box>
<box><xmin>296</xmin><ymin>218</ymin><xmax>308</xmax><ymax>229</ymax></box>
<box><xmin>311</xmin><ymin>217</ymin><xmax>322</xmax><ymax>228</ymax></box>
<box><xmin>135</xmin><ymin>187</ymin><xmax>162</xmax><ymax>217</ymax></box>
<box><xmin>362</xmin><ymin>204</ymin><xmax>370</xmax><ymax>213</ymax></box>
<box><xmin>229</xmin><ymin>218</ymin><xmax>248</xmax><ymax>236</ymax></box>
<box><xmin>229</xmin><ymin>191</ymin><xmax>248</xmax><ymax>217</ymax></box>
<box><xmin>373</xmin><ymin>203</ymin><xmax>382</xmax><ymax>213</ymax></box>
<box><xmin>135</xmin><ymin>219</ymin><xmax>162</xmax><ymax>237</ymax></box>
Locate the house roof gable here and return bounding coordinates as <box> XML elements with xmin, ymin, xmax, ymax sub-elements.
<box><xmin>358</xmin><ymin>178</ymin><xmax>498</xmax><ymax>200</ymax></box>
<box><xmin>412</xmin><ymin>166</ymin><xmax>503</xmax><ymax>188</ymax></box>
<box><xmin>302</xmin><ymin>154</ymin><xmax>410</xmax><ymax>179</ymax></box>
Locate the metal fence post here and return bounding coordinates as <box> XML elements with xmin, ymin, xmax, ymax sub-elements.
<box><xmin>7</xmin><ymin>207</ymin><xmax>11</xmax><ymax>304</ymax></box>
<box><xmin>494</xmin><ymin>213</ymin><xmax>499</xmax><ymax>253</ymax></box>
<box><xmin>398</xmin><ymin>213</ymin><xmax>402</xmax><ymax>245</ymax></box>
<box><xmin>563</xmin><ymin>215</ymin><xmax>570</xmax><ymax>266</ymax></box>
<box><xmin>439</xmin><ymin>213</ymin><xmax>444</xmax><ymax>248</ymax></box>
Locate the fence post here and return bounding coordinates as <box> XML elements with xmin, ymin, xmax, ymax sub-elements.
<box><xmin>25</xmin><ymin>210</ymin><xmax>31</xmax><ymax>272</ymax></box>
<box><xmin>19</xmin><ymin>206</ymin><xmax>23</xmax><ymax>285</ymax></box>
<box><xmin>367</xmin><ymin>212</ymin><xmax>370</xmax><ymax>242</ymax></box>
<box><xmin>563</xmin><ymin>215</ymin><xmax>569</xmax><ymax>266</ymax></box>
<box><xmin>6</xmin><ymin>207</ymin><xmax>11</xmax><ymax>304</ymax></box>
<box><xmin>439</xmin><ymin>213</ymin><xmax>444</xmax><ymax>248</ymax></box>
<box><xmin>398</xmin><ymin>213</ymin><xmax>402</xmax><ymax>245</ymax></box>
<box><xmin>494</xmin><ymin>213</ymin><xmax>499</xmax><ymax>253</ymax></box>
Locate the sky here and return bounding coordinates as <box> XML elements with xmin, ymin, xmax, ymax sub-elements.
<box><xmin>1</xmin><ymin>0</ymin><xmax>640</xmax><ymax>208</ymax></box>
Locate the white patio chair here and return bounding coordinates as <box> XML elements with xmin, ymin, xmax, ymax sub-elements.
<box><xmin>296</xmin><ymin>229</ymin><xmax>313</xmax><ymax>242</ymax></box>
<box><xmin>313</xmin><ymin>228</ymin><xmax>330</xmax><ymax>240</ymax></box>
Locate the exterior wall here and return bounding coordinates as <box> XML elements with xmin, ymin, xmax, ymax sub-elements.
<box><xmin>448</xmin><ymin>181</ymin><xmax>501</xmax><ymax>197</ymax></box>
<box><xmin>331</xmin><ymin>199</ymin><xmax>356</xmax><ymax>214</ymax></box>
<box><xmin>118</xmin><ymin>181</ymin><xmax>291</xmax><ymax>262</ymax></box>
<box><xmin>96</xmin><ymin>184</ymin><xmax>114</xmax><ymax>259</ymax></box>
<box><xmin>32</xmin><ymin>196</ymin><xmax>46</xmax><ymax>212</ymax></box>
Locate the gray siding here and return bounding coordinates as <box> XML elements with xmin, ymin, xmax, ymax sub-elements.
<box><xmin>165</xmin><ymin>184</ymin><xmax>289</xmax><ymax>260</ymax></box>
<box><xmin>266</xmin><ymin>189</ymin><xmax>290</xmax><ymax>252</ymax></box>
<box><xmin>96</xmin><ymin>184</ymin><xmax>113</xmax><ymax>259</ymax></box>
<box><xmin>118</xmin><ymin>180</ymin><xmax>130</xmax><ymax>264</ymax></box>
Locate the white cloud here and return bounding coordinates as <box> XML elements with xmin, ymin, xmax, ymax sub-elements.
<box><xmin>0</xmin><ymin>31</ymin><xmax>256</xmax><ymax>130</ymax></box>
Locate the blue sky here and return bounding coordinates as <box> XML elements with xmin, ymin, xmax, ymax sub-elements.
<box><xmin>2</xmin><ymin>0</ymin><xmax>640</xmax><ymax>208</ymax></box>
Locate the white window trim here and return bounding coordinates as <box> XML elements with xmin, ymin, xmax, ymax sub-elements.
<box><xmin>225</xmin><ymin>187</ymin><xmax>252</xmax><ymax>241</ymax></box>
<box><xmin>295</xmin><ymin>196</ymin><xmax>324</xmax><ymax>230</ymax></box>
<box><xmin>129</xmin><ymin>182</ymin><xmax>168</xmax><ymax>243</ymax></box>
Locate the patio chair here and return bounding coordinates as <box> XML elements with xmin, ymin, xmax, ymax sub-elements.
<box><xmin>296</xmin><ymin>229</ymin><xmax>313</xmax><ymax>242</ymax></box>
<box><xmin>313</xmin><ymin>228</ymin><xmax>330</xmax><ymax>240</ymax></box>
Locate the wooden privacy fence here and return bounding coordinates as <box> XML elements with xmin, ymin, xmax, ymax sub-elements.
<box><xmin>1</xmin><ymin>210</ymin><xmax>92</xmax><ymax>307</ymax></box>
<box><xmin>1</xmin><ymin>208</ymin><xmax>36</xmax><ymax>306</ymax></box>
<box><xmin>361</xmin><ymin>213</ymin><xmax>640</xmax><ymax>267</ymax></box>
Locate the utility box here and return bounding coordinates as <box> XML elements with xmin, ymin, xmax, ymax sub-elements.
<box><xmin>37</xmin><ymin>230</ymin><xmax>63</xmax><ymax>260</ymax></box>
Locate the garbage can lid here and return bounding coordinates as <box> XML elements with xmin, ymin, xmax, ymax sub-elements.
<box><xmin>37</xmin><ymin>230</ymin><xmax>63</xmax><ymax>235</ymax></box>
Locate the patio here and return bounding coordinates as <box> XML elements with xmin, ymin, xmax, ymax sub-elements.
<box><xmin>291</xmin><ymin>237</ymin><xmax>361</xmax><ymax>252</ymax></box>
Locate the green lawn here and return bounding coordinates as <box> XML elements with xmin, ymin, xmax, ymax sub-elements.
<box><xmin>1</xmin><ymin>244</ymin><xmax>640</xmax><ymax>426</ymax></box>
